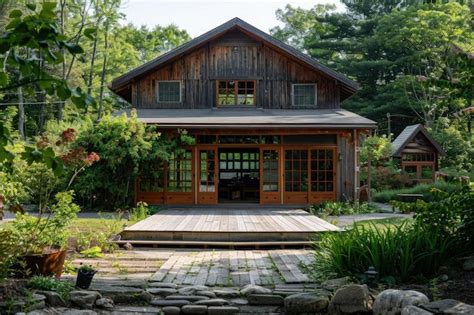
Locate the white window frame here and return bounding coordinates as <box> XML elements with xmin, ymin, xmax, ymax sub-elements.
<box><xmin>156</xmin><ymin>80</ymin><xmax>182</xmax><ymax>103</ymax></box>
<box><xmin>291</xmin><ymin>83</ymin><xmax>317</xmax><ymax>107</ymax></box>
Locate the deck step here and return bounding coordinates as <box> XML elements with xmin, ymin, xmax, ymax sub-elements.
<box><xmin>114</xmin><ymin>239</ymin><xmax>314</xmax><ymax>248</ymax></box>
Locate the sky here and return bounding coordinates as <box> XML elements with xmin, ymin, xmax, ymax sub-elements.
<box><xmin>120</xmin><ymin>0</ymin><xmax>343</xmax><ymax>38</ymax></box>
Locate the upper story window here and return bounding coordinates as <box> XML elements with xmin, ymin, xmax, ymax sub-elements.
<box><xmin>217</xmin><ymin>80</ymin><xmax>255</xmax><ymax>106</ymax></box>
<box><xmin>157</xmin><ymin>81</ymin><xmax>182</xmax><ymax>103</ymax></box>
<box><xmin>292</xmin><ymin>83</ymin><xmax>317</xmax><ymax>107</ymax></box>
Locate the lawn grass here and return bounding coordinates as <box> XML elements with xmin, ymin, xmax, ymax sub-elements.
<box><xmin>354</xmin><ymin>217</ymin><xmax>411</xmax><ymax>231</ymax></box>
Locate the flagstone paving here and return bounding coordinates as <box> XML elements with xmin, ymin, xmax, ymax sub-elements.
<box><xmin>71</xmin><ymin>248</ymin><xmax>316</xmax><ymax>287</ymax></box>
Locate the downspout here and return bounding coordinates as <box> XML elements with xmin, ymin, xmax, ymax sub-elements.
<box><xmin>353</xmin><ymin>129</ymin><xmax>358</xmax><ymax>202</ymax></box>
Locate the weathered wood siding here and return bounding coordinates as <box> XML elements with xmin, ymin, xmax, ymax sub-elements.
<box><xmin>337</xmin><ymin>134</ymin><xmax>356</xmax><ymax>201</ymax></box>
<box><xmin>132</xmin><ymin>29</ymin><xmax>340</xmax><ymax>109</ymax></box>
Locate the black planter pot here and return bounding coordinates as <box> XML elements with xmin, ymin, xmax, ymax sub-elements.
<box><xmin>76</xmin><ymin>269</ymin><xmax>97</xmax><ymax>289</ymax></box>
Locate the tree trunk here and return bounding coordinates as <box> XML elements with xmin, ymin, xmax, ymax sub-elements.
<box><xmin>17</xmin><ymin>85</ymin><xmax>25</xmax><ymax>140</ymax></box>
<box><xmin>97</xmin><ymin>23</ymin><xmax>109</xmax><ymax>121</ymax></box>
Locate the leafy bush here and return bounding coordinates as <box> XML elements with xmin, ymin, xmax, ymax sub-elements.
<box><xmin>309</xmin><ymin>201</ymin><xmax>376</xmax><ymax>217</ymax></box>
<box><xmin>373</xmin><ymin>181</ymin><xmax>460</xmax><ymax>203</ymax></box>
<box><xmin>28</xmin><ymin>275</ymin><xmax>73</xmax><ymax>301</ymax></box>
<box><xmin>71</xmin><ymin>112</ymin><xmax>194</xmax><ymax>209</ymax></box>
<box><xmin>314</xmin><ymin>222</ymin><xmax>455</xmax><ymax>282</ymax></box>
<box><xmin>0</xmin><ymin>230</ymin><xmax>19</xmax><ymax>283</ymax></box>
<box><xmin>130</xmin><ymin>201</ymin><xmax>149</xmax><ymax>221</ymax></box>
<box><xmin>12</xmin><ymin>191</ymin><xmax>80</xmax><ymax>254</ymax></box>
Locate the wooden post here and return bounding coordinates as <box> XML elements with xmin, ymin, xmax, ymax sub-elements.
<box><xmin>0</xmin><ymin>195</ymin><xmax>4</xmax><ymax>220</ymax></box>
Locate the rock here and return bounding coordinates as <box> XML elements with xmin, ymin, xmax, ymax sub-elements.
<box><xmin>111</xmin><ymin>306</ymin><xmax>162</xmax><ymax>314</ymax></box>
<box><xmin>240</xmin><ymin>284</ymin><xmax>272</xmax><ymax>295</ymax></box>
<box><xmin>166</xmin><ymin>295</ymin><xmax>209</xmax><ymax>301</ymax></box>
<box><xmin>0</xmin><ymin>294</ymin><xmax>45</xmax><ymax>314</ymax></box>
<box><xmin>162</xmin><ymin>306</ymin><xmax>181</xmax><ymax>314</ymax></box>
<box><xmin>421</xmin><ymin>299</ymin><xmax>474</xmax><ymax>314</ymax></box>
<box><xmin>402</xmin><ymin>305</ymin><xmax>434</xmax><ymax>315</ymax></box>
<box><xmin>148</xmin><ymin>282</ymin><xmax>178</xmax><ymax>289</ymax></box>
<box><xmin>150</xmin><ymin>299</ymin><xmax>191</xmax><ymax>307</ymax></box>
<box><xmin>328</xmin><ymin>284</ymin><xmax>373</xmax><ymax>315</ymax></box>
<box><xmin>178</xmin><ymin>285</ymin><xmax>209</xmax><ymax>295</ymax></box>
<box><xmin>69</xmin><ymin>291</ymin><xmax>101</xmax><ymax>309</ymax></box>
<box><xmin>123</xmin><ymin>242</ymin><xmax>134</xmax><ymax>250</ymax></box>
<box><xmin>213</xmin><ymin>289</ymin><xmax>239</xmax><ymax>298</ymax></box>
<box><xmin>463</xmin><ymin>257</ymin><xmax>474</xmax><ymax>271</ymax></box>
<box><xmin>140</xmin><ymin>290</ymin><xmax>154</xmax><ymax>303</ymax></box>
<box><xmin>284</xmin><ymin>291</ymin><xmax>330</xmax><ymax>315</ymax></box>
<box><xmin>373</xmin><ymin>289</ymin><xmax>429</xmax><ymax>315</ymax></box>
<box><xmin>229</xmin><ymin>298</ymin><xmax>248</xmax><ymax>305</ymax></box>
<box><xmin>91</xmin><ymin>279</ymin><xmax>147</xmax><ymax>288</ymax></box>
<box><xmin>438</xmin><ymin>274</ymin><xmax>449</xmax><ymax>282</ymax></box>
<box><xmin>208</xmin><ymin>306</ymin><xmax>240</xmax><ymax>315</ymax></box>
<box><xmin>248</xmin><ymin>294</ymin><xmax>284</xmax><ymax>305</ymax></box>
<box><xmin>195</xmin><ymin>298</ymin><xmax>230</xmax><ymax>306</ymax></box>
<box><xmin>182</xmin><ymin>305</ymin><xmax>208</xmax><ymax>314</ymax></box>
<box><xmin>146</xmin><ymin>288</ymin><xmax>177</xmax><ymax>296</ymax></box>
<box><xmin>35</xmin><ymin>290</ymin><xmax>67</xmax><ymax>307</ymax></box>
<box><xmin>62</xmin><ymin>310</ymin><xmax>98</xmax><ymax>315</ymax></box>
<box><xmin>90</xmin><ymin>285</ymin><xmax>142</xmax><ymax>295</ymax></box>
<box><xmin>95</xmin><ymin>297</ymin><xmax>114</xmax><ymax>310</ymax></box>
<box><xmin>196</xmin><ymin>290</ymin><xmax>217</xmax><ymax>298</ymax></box>
<box><xmin>322</xmin><ymin>277</ymin><xmax>352</xmax><ymax>291</ymax></box>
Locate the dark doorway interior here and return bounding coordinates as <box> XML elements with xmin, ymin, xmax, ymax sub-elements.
<box><xmin>218</xmin><ymin>148</ymin><xmax>260</xmax><ymax>202</ymax></box>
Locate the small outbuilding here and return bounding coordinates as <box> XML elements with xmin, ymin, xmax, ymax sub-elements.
<box><xmin>391</xmin><ymin>124</ymin><xmax>445</xmax><ymax>183</ymax></box>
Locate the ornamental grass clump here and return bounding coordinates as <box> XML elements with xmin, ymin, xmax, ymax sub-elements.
<box><xmin>313</xmin><ymin>185</ymin><xmax>473</xmax><ymax>283</ymax></box>
<box><xmin>314</xmin><ymin>222</ymin><xmax>454</xmax><ymax>282</ymax></box>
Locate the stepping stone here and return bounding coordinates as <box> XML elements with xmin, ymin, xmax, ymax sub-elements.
<box><xmin>182</xmin><ymin>305</ymin><xmax>208</xmax><ymax>314</ymax></box>
<box><xmin>150</xmin><ymin>299</ymin><xmax>191</xmax><ymax>307</ymax></box>
<box><xmin>230</xmin><ymin>298</ymin><xmax>248</xmax><ymax>305</ymax></box>
<box><xmin>248</xmin><ymin>294</ymin><xmax>284</xmax><ymax>305</ymax></box>
<box><xmin>213</xmin><ymin>289</ymin><xmax>239</xmax><ymax>298</ymax></box>
<box><xmin>166</xmin><ymin>295</ymin><xmax>210</xmax><ymax>301</ymax></box>
<box><xmin>162</xmin><ymin>306</ymin><xmax>181</xmax><ymax>314</ymax></box>
<box><xmin>208</xmin><ymin>306</ymin><xmax>240</xmax><ymax>315</ymax></box>
<box><xmin>195</xmin><ymin>298</ymin><xmax>230</xmax><ymax>306</ymax></box>
<box><xmin>146</xmin><ymin>288</ymin><xmax>177</xmax><ymax>296</ymax></box>
<box><xmin>148</xmin><ymin>282</ymin><xmax>178</xmax><ymax>289</ymax></box>
<box><xmin>196</xmin><ymin>290</ymin><xmax>217</xmax><ymax>298</ymax></box>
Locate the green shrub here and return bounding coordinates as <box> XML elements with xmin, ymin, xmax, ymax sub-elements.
<box><xmin>309</xmin><ymin>201</ymin><xmax>376</xmax><ymax>217</ymax></box>
<box><xmin>130</xmin><ymin>201</ymin><xmax>149</xmax><ymax>221</ymax></box>
<box><xmin>28</xmin><ymin>275</ymin><xmax>73</xmax><ymax>301</ymax></box>
<box><xmin>314</xmin><ymin>221</ymin><xmax>455</xmax><ymax>282</ymax></box>
<box><xmin>373</xmin><ymin>181</ymin><xmax>460</xmax><ymax>203</ymax></box>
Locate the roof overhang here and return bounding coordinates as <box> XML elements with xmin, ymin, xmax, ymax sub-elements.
<box><xmin>113</xmin><ymin>108</ymin><xmax>377</xmax><ymax>130</ymax></box>
<box><xmin>110</xmin><ymin>18</ymin><xmax>359</xmax><ymax>101</ymax></box>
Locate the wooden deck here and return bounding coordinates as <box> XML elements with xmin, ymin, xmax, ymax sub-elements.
<box><xmin>120</xmin><ymin>208</ymin><xmax>339</xmax><ymax>246</ymax></box>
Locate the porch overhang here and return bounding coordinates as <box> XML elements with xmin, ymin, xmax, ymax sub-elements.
<box><xmin>113</xmin><ymin>108</ymin><xmax>377</xmax><ymax>129</ymax></box>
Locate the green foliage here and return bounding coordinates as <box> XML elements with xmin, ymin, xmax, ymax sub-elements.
<box><xmin>78</xmin><ymin>264</ymin><xmax>95</xmax><ymax>273</ymax></box>
<box><xmin>12</xmin><ymin>191</ymin><xmax>80</xmax><ymax>254</ymax></box>
<box><xmin>308</xmin><ymin>201</ymin><xmax>375</xmax><ymax>217</ymax></box>
<box><xmin>373</xmin><ymin>181</ymin><xmax>461</xmax><ymax>203</ymax></box>
<box><xmin>314</xmin><ymin>221</ymin><xmax>455</xmax><ymax>282</ymax></box>
<box><xmin>80</xmin><ymin>246</ymin><xmax>103</xmax><ymax>258</ymax></box>
<box><xmin>0</xmin><ymin>229</ymin><xmax>18</xmax><ymax>283</ymax></box>
<box><xmin>28</xmin><ymin>275</ymin><xmax>73</xmax><ymax>301</ymax></box>
<box><xmin>432</xmin><ymin>126</ymin><xmax>474</xmax><ymax>172</ymax></box>
<box><xmin>130</xmin><ymin>201</ymin><xmax>149</xmax><ymax>221</ymax></box>
<box><xmin>71</xmin><ymin>112</ymin><xmax>194</xmax><ymax>208</ymax></box>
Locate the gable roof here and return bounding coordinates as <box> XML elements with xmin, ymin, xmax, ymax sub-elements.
<box><xmin>391</xmin><ymin>124</ymin><xmax>446</xmax><ymax>157</ymax></box>
<box><xmin>110</xmin><ymin>17</ymin><xmax>359</xmax><ymax>99</ymax></box>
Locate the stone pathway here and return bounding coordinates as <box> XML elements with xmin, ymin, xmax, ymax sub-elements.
<box><xmin>71</xmin><ymin>249</ymin><xmax>315</xmax><ymax>287</ymax></box>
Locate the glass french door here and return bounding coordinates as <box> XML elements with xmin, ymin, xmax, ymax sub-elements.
<box><xmin>260</xmin><ymin>148</ymin><xmax>281</xmax><ymax>204</ymax></box>
<box><xmin>309</xmin><ymin>148</ymin><xmax>336</xmax><ymax>203</ymax></box>
<box><xmin>197</xmin><ymin>147</ymin><xmax>218</xmax><ymax>204</ymax></box>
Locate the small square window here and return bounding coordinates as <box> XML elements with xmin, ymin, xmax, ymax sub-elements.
<box><xmin>157</xmin><ymin>81</ymin><xmax>181</xmax><ymax>103</ymax></box>
<box><xmin>292</xmin><ymin>84</ymin><xmax>316</xmax><ymax>106</ymax></box>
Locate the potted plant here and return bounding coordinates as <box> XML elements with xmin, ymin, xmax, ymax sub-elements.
<box><xmin>76</xmin><ymin>264</ymin><xmax>97</xmax><ymax>289</ymax></box>
<box><xmin>12</xmin><ymin>191</ymin><xmax>80</xmax><ymax>278</ymax></box>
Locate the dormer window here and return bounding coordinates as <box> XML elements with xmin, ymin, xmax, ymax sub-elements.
<box><xmin>157</xmin><ymin>81</ymin><xmax>182</xmax><ymax>103</ymax></box>
<box><xmin>292</xmin><ymin>84</ymin><xmax>317</xmax><ymax>107</ymax></box>
<box><xmin>217</xmin><ymin>80</ymin><xmax>255</xmax><ymax>106</ymax></box>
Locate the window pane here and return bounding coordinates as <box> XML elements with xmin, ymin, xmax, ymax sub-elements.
<box><xmin>421</xmin><ymin>166</ymin><xmax>433</xmax><ymax>180</ymax></box>
<box><xmin>158</xmin><ymin>82</ymin><xmax>181</xmax><ymax>102</ymax></box>
<box><xmin>293</xmin><ymin>84</ymin><xmax>316</xmax><ymax>106</ymax></box>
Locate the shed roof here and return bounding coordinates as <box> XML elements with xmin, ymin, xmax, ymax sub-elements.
<box><xmin>110</xmin><ymin>17</ymin><xmax>358</xmax><ymax>99</ymax></box>
<box><xmin>113</xmin><ymin>108</ymin><xmax>377</xmax><ymax>129</ymax></box>
<box><xmin>391</xmin><ymin>124</ymin><xmax>446</xmax><ymax>157</ymax></box>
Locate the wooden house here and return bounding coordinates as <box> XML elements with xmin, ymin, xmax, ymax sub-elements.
<box><xmin>110</xmin><ymin>18</ymin><xmax>376</xmax><ymax>206</ymax></box>
<box><xmin>391</xmin><ymin>124</ymin><xmax>445</xmax><ymax>183</ymax></box>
